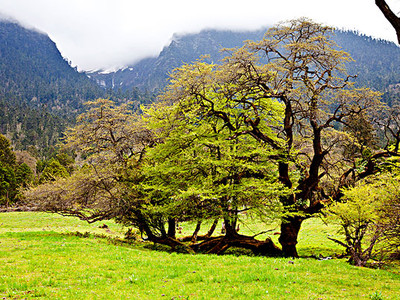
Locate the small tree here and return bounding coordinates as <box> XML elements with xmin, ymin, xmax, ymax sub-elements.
<box><xmin>38</xmin><ymin>158</ymin><xmax>69</xmax><ymax>183</ymax></box>
<box><xmin>15</xmin><ymin>163</ymin><xmax>33</xmax><ymax>188</ymax></box>
<box><xmin>328</xmin><ymin>180</ymin><xmax>383</xmax><ymax>266</ymax></box>
<box><xmin>0</xmin><ymin>134</ymin><xmax>20</xmax><ymax>206</ymax></box>
<box><xmin>0</xmin><ymin>134</ymin><xmax>16</xmax><ymax>167</ymax></box>
<box><xmin>328</xmin><ymin>171</ymin><xmax>400</xmax><ymax>266</ymax></box>
<box><xmin>0</xmin><ymin>163</ymin><xmax>16</xmax><ymax>206</ymax></box>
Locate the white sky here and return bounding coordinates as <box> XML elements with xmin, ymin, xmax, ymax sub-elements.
<box><xmin>0</xmin><ymin>0</ymin><xmax>399</xmax><ymax>71</ymax></box>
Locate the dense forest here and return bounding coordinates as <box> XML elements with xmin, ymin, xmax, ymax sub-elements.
<box><xmin>0</xmin><ymin>100</ymin><xmax>67</xmax><ymax>151</ymax></box>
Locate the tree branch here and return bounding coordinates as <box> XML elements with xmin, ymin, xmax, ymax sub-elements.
<box><xmin>376</xmin><ymin>0</ymin><xmax>400</xmax><ymax>44</ymax></box>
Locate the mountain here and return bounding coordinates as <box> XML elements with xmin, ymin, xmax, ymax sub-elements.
<box><xmin>0</xmin><ymin>20</ymin><xmax>103</xmax><ymax>112</ymax></box>
<box><xmin>0</xmin><ymin>20</ymin><xmax>105</xmax><ymax>153</ymax></box>
<box><xmin>2</xmin><ymin>19</ymin><xmax>400</xmax><ymax>154</ymax></box>
<box><xmin>0</xmin><ymin>19</ymin><xmax>157</xmax><ymax>154</ymax></box>
<box><xmin>88</xmin><ymin>28</ymin><xmax>400</xmax><ymax>95</ymax></box>
<box><xmin>88</xmin><ymin>29</ymin><xmax>266</xmax><ymax>93</ymax></box>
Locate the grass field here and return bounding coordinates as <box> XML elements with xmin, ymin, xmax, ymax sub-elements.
<box><xmin>0</xmin><ymin>212</ymin><xmax>399</xmax><ymax>299</ymax></box>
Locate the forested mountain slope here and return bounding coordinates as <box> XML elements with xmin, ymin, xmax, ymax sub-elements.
<box><xmin>0</xmin><ymin>20</ymin><xmax>156</xmax><ymax>153</ymax></box>
<box><xmin>0</xmin><ymin>20</ymin><xmax>103</xmax><ymax>112</ymax></box>
<box><xmin>89</xmin><ymin>29</ymin><xmax>400</xmax><ymax>95</ymax></box>
<box><xmin>0</xmin><ymin>99</ymin><xmax>67</xmax><ymax>152</ymax></box>
<box><xmin>334</xmin><ymin>30</ymin><xmax>400</xmax><ymax>90</ymax></box>
<box><xmin>0</xmin><ymin>20</ymin><xmax>106</xmax><ymax>152</ymax></box>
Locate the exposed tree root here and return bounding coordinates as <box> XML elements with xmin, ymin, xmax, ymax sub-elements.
<box><xmin>147</xmin><ymin>236</ymin><xmax>196</xmax><ymax>254</ymax></box>
<box><xmin>146</xmin><ymin>233</ymin><xmax>282</xmax><ymax>256</ymax></box>
<box><xmin>192</xmin><ymin>234</ymin><xmax>282</xmax><ymax>256</ymax></box>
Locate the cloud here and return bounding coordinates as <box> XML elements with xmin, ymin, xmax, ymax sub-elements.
<box><xmin>0</xmin><ymin>0</ymin><xmax>396</xmax><ymax>71</ymax></box>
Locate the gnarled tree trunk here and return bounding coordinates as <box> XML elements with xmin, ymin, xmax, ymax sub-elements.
<box><xmin>193</xmin><ymin>233</ymin><xmax>282</xmax><ymax>256</ymax></box>
<box><xmin>278</xmin><ymin>216</ymin><xmax>304</xmax><ymax>258</ymax></box>
<box><xmin>192</xmin><ymin>218</ymin><xmax>282</xmax><ymax>256</ymax></box>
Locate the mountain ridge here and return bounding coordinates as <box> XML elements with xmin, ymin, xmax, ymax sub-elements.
<box><xmin>88</xmin><ymin>28</ymin><xmax>400</xmax><ymax>94</ymax></box>
<box><xmin>0</xmin><ymin>19</ymin><xmax>103</xmax><ymax>112</ymax></box>
<box><xmin>0</xmin><ymin>19</ymin><xmax>103</xmax><ymax>153</ymax></box>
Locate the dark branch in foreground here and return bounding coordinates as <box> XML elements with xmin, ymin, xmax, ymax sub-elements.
<box><xmin>376</xmin><ymin>0</ymin><xmax>400</xmax><ymax>44</ymax></box>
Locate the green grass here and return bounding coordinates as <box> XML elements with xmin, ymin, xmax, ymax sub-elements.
<box><xmin>0</xmin><ymin>212</ymin><xmax>399</xmax><ymax>299</ymax></box>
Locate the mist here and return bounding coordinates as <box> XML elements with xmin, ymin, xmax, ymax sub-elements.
<box><xmin>0</xmin><ymin>0</ymin><xmax>396</xmax><ymax>71</ymax></box>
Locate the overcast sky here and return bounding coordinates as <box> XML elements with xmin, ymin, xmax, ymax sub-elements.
<box><xmin>0</xmin><ymin>0</ymin><xmax>399</xmax><ymax>71</ymax></box>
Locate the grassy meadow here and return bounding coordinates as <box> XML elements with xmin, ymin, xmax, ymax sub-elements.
<box><xmin>0</xmin><ymin>212</ymin><xmax>399</xmax><ymax>299</ymax></box>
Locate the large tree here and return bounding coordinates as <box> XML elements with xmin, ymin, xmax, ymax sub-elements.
<box><xmin>158</xmin><ymin>19</ymin><xmax>381</xmax><ymax>257</ymax></box>
<box><xmin>140</xmin><ymin>65</ymin><xmax>287</xmax><ymax>254</ymax></box>
<box><xmin>26</xmin><ymin>96</ymin><xmax>286</xmax><ymax>255</ymax></box>
<box><xmin>26</xmin><ymin>19</ymin><xmax>382</xmax><ymax>257</ymax></box>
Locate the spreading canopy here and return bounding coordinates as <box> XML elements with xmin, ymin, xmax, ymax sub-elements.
<box><xmin>26</xmin><ymin>19</ymin><xmax>384</xmax><ymax>257</ymax></box>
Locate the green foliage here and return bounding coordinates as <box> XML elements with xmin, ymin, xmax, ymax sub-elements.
<box><xmin>327</xmin><ymin>171</ymin><xmax>400</xmax><ymax>266</ymax></box>
<box><xmin>15</xmin><ymin>163</ymin><xmax>33</xmax><ymax>188</ymax></box>
<box><xmin>331</xmin><ymin>183</ymin><xmax>381</xmax><ymax>228</ymax></box>
<box><xmin>39</xmin><ymin>158</ymin><xmax>69</xmax><ymax>184</ymax></box>
<box><xmin>142</xmin><ymin>60</ymin><xmax>287</xmax><ymax>226</ymax></box>
<box><xmin>0</xmin><ymin>134</ymin><xmax>16</xmax><ymax>167</ymax></box>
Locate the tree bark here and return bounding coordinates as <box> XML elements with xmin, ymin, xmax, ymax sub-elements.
<box><xmin>376</xmin><ymin>0</ymin><xmax>400</xmax><ymax>44</ymax></box>
<box><xmin>167</xmin><ymin>218</ymin><xmax>176</xmax><ymax>238</ymax></box>
<box><xmin>204</xmin><ymin>218</ymin><xmax>219</xmax><ymax>238</ymax></box>
<box><xmin>279</xmin><ymin>216</ymin><xmax>304</xmax><ymax>258</ymax></box>
<box><xmin>194</xmin><ymin>234</ymin><xmax>282</xmax><ymax>256</ymax></box>
<box><xmin>190</xmin><ymin>221</ymin><xmax>202</xmax><ymax>244</ymax></box>
<box><xmin>179</xmin><ymin>218</ymin><xmax>219</xmax><ymax>242</ymax></box>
